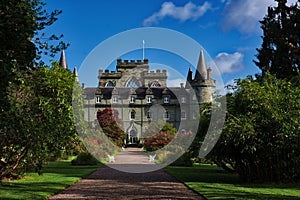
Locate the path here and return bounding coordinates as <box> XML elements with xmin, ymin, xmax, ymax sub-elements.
<box><xmin>48</xmin><ymin>148</ymin><xmax>204</xmax><ymax>200</ymax></box>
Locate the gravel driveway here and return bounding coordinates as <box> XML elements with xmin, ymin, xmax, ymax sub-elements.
<box><xmin>48</xmin><ymin>148</ymin><xmax>205</xmax><ymax>200</ymax></box>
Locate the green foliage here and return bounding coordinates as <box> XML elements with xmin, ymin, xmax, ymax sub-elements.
<box><xmin>0</xmin><ymin>64</ymin><xmax>81</xmax><ymax>180</ymax></box>
<box><xmin>0</xmin><ymin>0</ymin><xmax>67</xmax><ymax>67</ymax></box>
<box><xmin>71</xmin><ymin>152</ymin><xmax>99</xmax><ymax>165</ymax></box>
<box><xmin>255</xmin><ymin>0</ymin><xmax>300</xmax><ymax>79</ymax></box>
<box><xmin>211</xmin><ymin>74</ymin><xmax>300</xmax><ymax>182</ymax></box>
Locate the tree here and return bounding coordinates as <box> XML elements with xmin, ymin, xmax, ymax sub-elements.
<box><xmin>255</xmin><ymin>0</ymin><xmax>300</xmax><ymax>79</ymax></box>
<box><xmin>0</xmin><ymin>64</ymin><xmax>79</xmax><ymax>180</ymax></box>
<box><xmin>211</xmin><ymin>74</ymin><xmax>300</xmax><ymax>182</ymax></box>
<box><xmin>0</xmin><ymin>0</ymin><xmax>72</xmax><ymax>180</ymax></box>
<box><xmin>96</xmin><ymin>108</ymin><xmax>125</xmax><ymax>147</ymax></box>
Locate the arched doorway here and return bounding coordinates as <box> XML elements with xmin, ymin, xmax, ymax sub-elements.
<box><xmin>126</xmin><ymin>121</ymin><xmax>139</xmax><ymax>146</ymax></box>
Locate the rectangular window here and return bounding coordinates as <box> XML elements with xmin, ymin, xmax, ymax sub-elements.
<box><xmin>147</xmin><ymin>96</ymin><xmax>152</xmax><ymax>103</ymax></box>
<box><xmin>96</xmin><ymin>96</ymin><xmax>101</xmax><ymax>103</ymax></box>
<box><xmin>147</xmin><ymin>111</ymin><xmax>151</xmax><ymax>119</ymax></box>
<box><xmin>130</xmin><ymin>111</ymin><xmax>135</xmax><ymax>120</ymax></box>
<box><xmin>130</xmin><ymin>96</ymin><xmax>135</xmax><ymax>103</ymax></box>
<box><xmin>112</xmin><ymin>96</ymin><xmax>118</xmax><ymax>103</ymax></box>
<box><xmin>164</xmin><ymin>97</ymin><xmax>169</xmax><ymax>104</ymax></box>
<box><xmin>163</xmin><ymin>111</ymin><xmax>169</xmax><ymax>120</ymax></box>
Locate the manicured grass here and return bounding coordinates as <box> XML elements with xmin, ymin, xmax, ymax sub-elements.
<box><xmin>0</xmin><ymin>158</ymin><xmax>102</xmax><ymax>200</ymax></box>
<box><xmin>165</xmin><ymin>164</ymin><xmax>300</xmax><ymax>199</ymax></box>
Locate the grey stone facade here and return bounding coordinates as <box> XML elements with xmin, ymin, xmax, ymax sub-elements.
<box><xmin>83</xmin><ymin>50</ymin><xmax>216</xmax><ymax>145</ymax></box>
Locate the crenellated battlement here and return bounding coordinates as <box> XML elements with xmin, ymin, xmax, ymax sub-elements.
<box><xmin>144</xmin><ymin>69</ymin><xmax>167</xmax><ymax>77</ymax></box>
<box><xmin>98</xmin><ymin>69</ymin><xmax>122</xmax><ymax>78</ymax></box>
<box><xmin>117</xmin><ymin>58</ymin><xmax>149</xmax><ymax>66</ymax></box>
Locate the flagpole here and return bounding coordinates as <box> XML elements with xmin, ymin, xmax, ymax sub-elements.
<box><xmin>142</xmin><ymin>40</ymin><xmax>145</xmax><ymax>60</ymax></box>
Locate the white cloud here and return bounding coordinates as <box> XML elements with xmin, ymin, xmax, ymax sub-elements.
<box><xmin>222</xmin><ymin>0</ymin><xmax>298</xmax><ymax>33</ymax></box>
<box><xmin>143</xmin><ymin>1</ymin><xmax>211</xmax><ymax>26</ymax></box>
<box><xmin>167</xmin><ymin>78</ymin><xmax>186</xmax><ymax>87</ymax></box>
<box><xmin>214</xmin><ymin>52</ymin><xmax>244</xmax><ymax>74</ymax></box>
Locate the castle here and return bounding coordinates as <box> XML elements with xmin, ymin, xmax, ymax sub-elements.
<box><xmin>61</xmin><ymin>50</ymin><xmax>216</xmax><ymax>146</ymax></box>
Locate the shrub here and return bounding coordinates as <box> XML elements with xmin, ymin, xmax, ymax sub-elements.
<box><xmin>71</xmin><ymin>152</ymin><xmax>99</xmax><ymax>165</ymax></box>
<box><xmin>144</xmin><ymin>131</ymin><xmax>175</xmax><ymax>152</ymax></box>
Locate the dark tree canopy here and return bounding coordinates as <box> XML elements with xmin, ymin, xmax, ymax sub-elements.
<box><xmin>255</xmin><ymin>0</ymin><xmax>300</xmax><ymax>79</ymax></box>
<box><xmin>0</xmin><ymin>0</ymin><xmax>65</xmax><ymax>67</ymax></box>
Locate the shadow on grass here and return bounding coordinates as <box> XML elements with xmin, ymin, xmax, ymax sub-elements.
<box><xmin>0</xmin><ymin>182</ymin><xmax>69</xmax><ymax>200</ymax></box>
<box><xmin>165</xmin><ymin>165</ymin><xmax>300</xmax><ymax>200</ymax></box>
<box><xmin>0</xmin><ymin>160</ymin><xmax>103</xmax><ymax>200</ymax></box>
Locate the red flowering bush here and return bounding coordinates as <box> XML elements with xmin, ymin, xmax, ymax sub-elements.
<box><xmin>97</xmin><ymin>108</ymin><xmax>125</xmax><ymax>147</ymax></box>
<box><xmin>144</xmin><ymin>131</ymin><xmax>175</xmax><ymax>151</ymax></box>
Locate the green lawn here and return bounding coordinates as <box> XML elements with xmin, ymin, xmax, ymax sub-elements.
<box><xmin>165</xmin><ymin>164</ymin><xmax>300</xmax><ymax>200</ymax></box>
<box><xmin>0</xmin><ymin>158</ymin><xmax>102</xmax><ymax>200</ymax></box>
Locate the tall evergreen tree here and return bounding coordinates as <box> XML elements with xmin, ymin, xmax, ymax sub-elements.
<box><xmin>255</xmin><ymin>0</ymin><xmax>300</xmax><ymax>79</ymax></box>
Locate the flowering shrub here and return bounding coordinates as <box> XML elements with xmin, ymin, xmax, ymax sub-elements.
<box><xmin>143</xmin><ymin>131</ymin><xmax>175</xmax><ymax>151</ymax></box>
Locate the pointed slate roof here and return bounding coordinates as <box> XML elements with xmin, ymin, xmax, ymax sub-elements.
<box><xmin>73</xmin><ymin>66</ymin><xmax>79</xmax><ymax>82</ymax></box>
<box><xmin>59</xmin><ymin>49</ymin><xmax>68</xmax><ymax>69</ymax></box>
<box><xmin>194</xmin><ymin>50</ymin><xmax>207</xmax><ymax>81</ymax></box>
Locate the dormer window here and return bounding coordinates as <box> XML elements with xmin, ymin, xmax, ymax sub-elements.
<box><xmin>163</xmin><ymin>97</ymin><xmax>169</xmax><ymax>104</ymax></box>
<box><xmin>130</xmin><ymin>96</ymin><xmax>135</xmax><ymax>103</ymax></box>
<box><xmin>147</xmin><ymin>96</ymin><xmax>152</xmax><ymax>103</ymax></box>
<box><xmin>112</xmin><ymin>96</ymin><xmax>118</xmax><ymax>103</ymax></box>
<box><xmin>95</xmin><ymin>96</ymin><xmax>101</xmax><ymax>103</ymax></box>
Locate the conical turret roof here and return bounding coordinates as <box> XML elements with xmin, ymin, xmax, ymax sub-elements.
<box><xmin>59</xmin><ymin>49</ymin><xmax>68</xmax><ymax>69</ymax></box>
<box><xmin>194</xmin><ymin>50</ymin><xmax>207</xmax><ymax>81</ymax></box>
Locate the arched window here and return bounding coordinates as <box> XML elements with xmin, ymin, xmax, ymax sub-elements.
<box><xmin>105</xmin><ymin>81</ymin><xmax>115</xmax><ymax>87</ymax></box>
<box><xmin>126</xmin><ymin>77</ymin><xmax>139</xmax><ymax>88</ymax></box>
<box><xmin>130</xmin><ymin>110</ymin><xmax>136</xmax><ymax>120</ymax></box>
<box><xmin>150</xmin><ymin>81</ymin><xmax>161</xmax><ymax>88</ymax></box>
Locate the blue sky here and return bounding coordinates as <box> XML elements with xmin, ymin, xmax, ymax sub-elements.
<box><xmin>44</xmin><ymin>0</ymin><xmax>297</xmax><ymax>90</ymax></box>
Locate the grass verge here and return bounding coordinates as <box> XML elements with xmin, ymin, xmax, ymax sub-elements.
<box><xmin>0</xmin><ymin>158</ymin><xmax>102</xmax><ymax>200</ymax></box>
<box><xmin>165</xmin><ymin>164</ymin><xmax>300</xmax><ymax>200</ymax></box>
